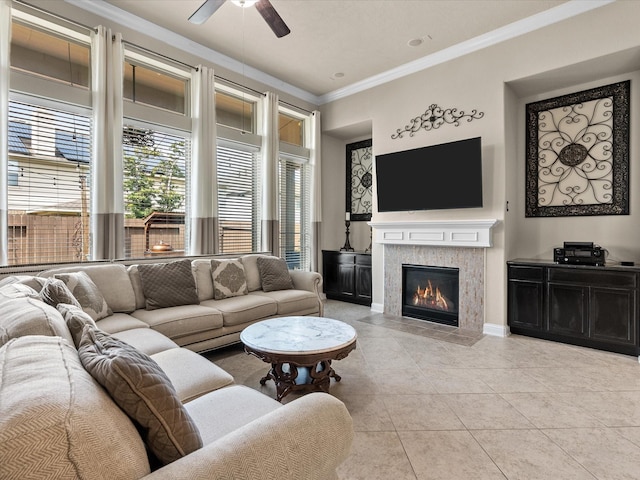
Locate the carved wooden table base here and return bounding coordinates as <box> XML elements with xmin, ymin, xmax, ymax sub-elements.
<box><xmin>245</xmin><ymin>343</ymin><xmax>357</xmax><ymax>401</ymax></box>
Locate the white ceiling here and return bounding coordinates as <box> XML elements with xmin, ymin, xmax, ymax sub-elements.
<box><xmin>73</xmin><ymin>0</ymin><xmax>612</xmax><ymax>104</ymax></box>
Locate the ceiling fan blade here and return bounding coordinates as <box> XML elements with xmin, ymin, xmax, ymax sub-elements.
<box><xmin>188</xmin><ymin>0</ymin><xmax>226</xmax><ymax>24</ymax></box>
<box><xmin>255</xmin><ymin>0</ymin><xmax>291</xmax><ymax>38</ymax></box>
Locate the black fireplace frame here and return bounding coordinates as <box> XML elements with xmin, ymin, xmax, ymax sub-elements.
<box><xmin>401</xmin><ymin>264</ymin><xmax>459</xmax><ymax>327</ymax></box>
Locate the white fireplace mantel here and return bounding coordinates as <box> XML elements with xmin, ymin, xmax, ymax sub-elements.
<box><xmin>368</xmin><ymin>219</ymin><xmax>498</xmax><ymax>248</ymax></box>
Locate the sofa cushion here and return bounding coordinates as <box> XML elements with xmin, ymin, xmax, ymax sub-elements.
<box><xmin>56</xmin><ymin>302</ymin><xmax>97</xmax><ymax>348</ymax></box>
<box><xmin>96</xmin><ymin>312</ymin><xmax>150</xmax><ymax>334</ymax></box>
<box><xmin>42</xmin><ymin>264</ymin><xmax>137</xmax><ymax>313</ymax></box>
<box><xmin>54</xmin><ymin>271</ymin><xmax>113</xmax><ymax>321</ymax></box>
<box><xmin>0</xmin><ymin>286</ymin><xmax>74</xmax><ymax>348</ymax></box>
<box><xmin>41</xmin><ymin>277</ymin><xmax>81</xmax><ymax>308</ymax></box>
<box><xmin>138</xmin><ymin>259</ymin><xmax>200</xmax><ymax>310</ymax></box>
<box><xmin>192</xmin><ymin>259</ymin><xmax>214</xmax><ymax>301</ymax></box>
<box><xmin>250</xmin><ymin>289</ymin><xmax>320</xmax><ymax>315</ymax></box>
<box><xmin>78</xmin><ymin>326</ymin><xmax>202</xmax><ymax>466</ymax></box>
<box><xmin>211</xmin><ymin>259</ymin><xmax>248</xmax><ymax>300</ymax></box>
<box><xmin>132</xmin><ymin>304</ymin><xmax>224</xmax><ymax>340</ymax></box>
<box><xmin>112</xmin><ymin>327</ymin><xmax>179</xmax><ymax>356</ymax></box>
<box><xmin>201</xmin><ymin>295</ymin><xmax>277</xmax><ymax>327</ymax></box>
<box><xmin>184</xmin><ymin>385</ymin><xmax>281</xmax><ymax>444</ymax></box>
<box><xmin>257</xmin><ymin>256</ymin><xmax>294</xmax><ymax>292</ymax></box>
<box><xmin>128</xmin><ymin>264</ymin><xmax>147</xmax><ymax>310</ymax></box>
<box><xmin>151</xmin><ymin>348</ymin><xmax>234</xmax><ymax>402</ymax></box>
<box><xmin>0</xmin><ymin>335</ymin><xmax>150</xmax><ymax>479</ymax></box>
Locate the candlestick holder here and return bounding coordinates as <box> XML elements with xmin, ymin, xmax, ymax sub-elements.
<box><xmin>340</xmin><ymin>220</ymin><xmax>354</xmax><ymax>252</ymax></box>
<box><xmin>365</xmin><ymin>226</ymin><xmax>372</xmax><ymax>253</ymax></box>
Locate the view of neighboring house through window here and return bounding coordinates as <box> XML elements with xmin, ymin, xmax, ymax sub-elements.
<box><xmin>7</xmin><ymin>100</ymin><xmax>92</xmax><ymax>265</ymax></box>
<box><xmin>7</xmin><ymin>11</ymin><xmax>92</xmax><ymax>266</ymax></box>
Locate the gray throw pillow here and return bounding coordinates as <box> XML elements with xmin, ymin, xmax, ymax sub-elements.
<box><xmin>57</xmin><ymin>302</ymin><xmax>97</xmax><ymax>349</ymax></box>
<box><xmin>78</xmin><ymin>325</ymin><xmax>202</xmax><ymax>466</ymax></box>
<box><xmin>137</xmin><ymin>259</ymin><xmax>199</xmax><ymax>310</ymax></box>
<box><xmin>53</xmin><ymin>271</ymin><xmax>112</xmax><ymax>321</ymax></box>
<box><xmin>257</xmin><ymin>256</ymin><xmax>294</xmax><ymax>292</ymax></box>
<box><xmin>210</xmin><ymin>259</ymin><xmax>248</xmax><ymax>300</ymax></box>
<box><xmin>41</xmin><ymin>277</ymin><xmax>81</xmax><ymax>309</ymax></box>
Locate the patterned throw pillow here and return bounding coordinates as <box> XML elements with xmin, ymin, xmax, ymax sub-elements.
<box><xmin>78</xmin><ymin>325</ymin><xmax>202</xmax><ymax>466</ymax></box>
<box><xmin>137</xmin><ymin>259</ymin><xmax>199</xmax><ymax>310</ymax></box>
<box><xmin>53</xmin><ymin>271</ymin><xmax>112</xmax><ymax>321</ymax></box>
<box><xmin>57</xmin><ymin>302</ymin><xmax>97</xmax><ymax>349</ymax></box>
<box><xmin>256</xmin><ymin>256</ymin><xmax>294</xmax><ymax>292</ymax></box>
<box><xmin>41</xmin><ymin>277</ymin><xmax>82</xmax><ymax>308</ymax></box>
<box><xmin>210</xmin><ymin>259</ymin><xmax>248</xmax><ymax>300</ymax></box>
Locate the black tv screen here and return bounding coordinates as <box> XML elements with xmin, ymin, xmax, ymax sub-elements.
<box><xmin>375</xmin><ymin>137</ymin><xmax>483</xmax><ymax>212</ymax></box>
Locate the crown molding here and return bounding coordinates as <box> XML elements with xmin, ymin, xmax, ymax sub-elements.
<box><xmin>64</xmin><ymin>0</ymin><xmax>320</xmax><ymax>105</ymax></box>
<box><xmin>317</xmin><ymin>0</ymin><xmax>615</xmax><ymax>104</ymax></box>
<box><xmin>64</xmin><ymin>0</ymin><xmax>613</xmax><ymax>107</ymax></box>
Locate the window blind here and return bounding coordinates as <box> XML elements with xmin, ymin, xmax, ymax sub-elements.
<box><xmin>278</xmin><ymin>156</ymin><xmax>311</xmax><ymax>270</ymax></box>
<box><xmin>217</xmin><ymin>143</ymin><xmax>261</xmax><ymax>254</ymax></box>
<box><xmin>7</xmin><ymin>100</ymin><xmax>92</xmax><ymax>265</ymax></box>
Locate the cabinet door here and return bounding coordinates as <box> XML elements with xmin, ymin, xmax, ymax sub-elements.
<box><xmin>322</xmin><ymin>258</ymin><xmax>340</xmax><ymax>294</ymax></box>
<box><xmin>547</xmin><ymin>284</ymin><xmax>588</xmax><ymax>337</ymax></box>
<box><xmin>338</xmin><ymin>264</ymin><xmax>355</xmax><ymax>296</ymax></box>
<box><xmin>355</xmin><ymin>264</ymin><xmax>372</xmax><ymax>302</ymax></box>
<box><xmin>590</xmin><ymin>287</ymin><xmax>636</xmax><ymax>346</ymax></box>
<box><xmin>508</xmin><ymin>280</ymin><xmax>543</xmax><ymax>330</ymax></box>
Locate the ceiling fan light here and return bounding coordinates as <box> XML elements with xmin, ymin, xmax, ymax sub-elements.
<box><xmin>231</xmin><ymin>0</ymin><xmax>258</xmax><ymax>8</ymax></box>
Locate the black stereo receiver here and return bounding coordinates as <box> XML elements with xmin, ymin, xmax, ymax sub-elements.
<box><xmin>554</xmin><ymin>242</ymin><xmax>604</xmax><ymax>266</ymax></box>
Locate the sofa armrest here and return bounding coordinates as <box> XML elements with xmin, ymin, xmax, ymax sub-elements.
<box><xmin>144</xmin><ymin>392</ymin><xmax>353</xmax><ymax>480</ymax></box>
<box><xmin>288</xmin><ymin>270</ymin><xmax>322</xmax><ymax>295</ymax></box>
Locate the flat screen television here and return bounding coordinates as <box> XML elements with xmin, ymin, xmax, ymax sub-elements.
<box><xmin>375</xmin><ymin>136</ymin><xmax>483</xmax><ymax>212</ymax></box>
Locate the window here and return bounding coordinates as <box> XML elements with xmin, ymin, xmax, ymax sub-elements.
<box><xmin>215</xmin><ymin>89</ymin><xmax>256</xmax><ymax>133</ymax></box>
<box><xmin>279</xmin><ymin>155</ymin><xmax>310</xmax><ymax>270</ymax></box>
<box><xmin>279</xmin><ymin>111</ymin><xmax>304</xmax><ymax>146</ymax></box>
<box><xmin>217</xmin><ymin>142</ymin><xmax>261</xmax><ymax>253</ymax></box>
<box><xmin>123</xmin><ymin>61</ymin><xmax>188</xmax><ymax>115</ymax></box>
<box><xmin>122</xmin><ymin>125</ymin><xmax>190</xmax><ymax>258</ymax></box>
<box><xmin>7</xmin><ymin>100</ymin><xmax>92</xmax><ymax>265</ymax></box>
<box><xmin>10</xmin><ymin>20</ymin><xmax>90</xmax><ymax>88</ymax></box>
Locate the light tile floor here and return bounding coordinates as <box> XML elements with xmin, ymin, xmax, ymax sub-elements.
<box><xmin>206</xmin><ymin>300</ymin><xmax>640</xmax><ymax>480</ymax></box>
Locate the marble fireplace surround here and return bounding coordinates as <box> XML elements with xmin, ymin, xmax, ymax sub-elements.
<box><xmin>370</xmin><ymin>220</ymin><xmax>497</xmax><ymax>333</ymax></box>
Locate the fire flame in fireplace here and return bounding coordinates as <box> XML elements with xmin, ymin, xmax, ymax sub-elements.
<box><xmin>413</xmin><ymin>280</ymin><xmax>451</xmax><ymax>311</ymax></box>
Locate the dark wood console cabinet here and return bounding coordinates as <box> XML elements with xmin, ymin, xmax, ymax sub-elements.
<box><xmin>508</xmin><ymin>260</ymin><xmax>639</xmax><ymax>356</ymax></box>
<box><xmin>322</xmin><ymin>250</ymin><xmax>372</xmax><ymax>306</ymax></box>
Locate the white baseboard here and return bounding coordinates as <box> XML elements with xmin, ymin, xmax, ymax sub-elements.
<box><xmin>483</xmin><ymin>323</ymin><xmax>510</xmax><ymax>337</ymax></box>
<box><xmin>370</xmin><ymin>303</ymin><xmax>384</xmax><ymax>313</ymax></box>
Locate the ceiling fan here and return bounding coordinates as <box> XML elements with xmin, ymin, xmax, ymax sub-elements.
<box><xmin>189</xmin><ymin>0</ymin><xmax>291</xmax><ymax>38</ymax></box>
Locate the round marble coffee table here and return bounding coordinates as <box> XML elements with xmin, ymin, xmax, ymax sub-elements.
<box><xmin>240</xmin><ymin>316</ymin><xmax>357</xmax><ymax>401</ymax></box>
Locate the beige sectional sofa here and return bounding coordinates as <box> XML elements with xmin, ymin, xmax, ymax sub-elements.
<box><xmin>36</xmin><ymin>254</ymin><xmax>324</xmax><ymax>353</ymax></box>
<box><xmin>0</xmin><ymin>256</ymin><xmax>354</xmax><ymax>479</ymax></box>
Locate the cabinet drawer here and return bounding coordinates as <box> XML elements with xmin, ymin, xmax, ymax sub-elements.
<box><xmin>356</xmin><ymin>254</ymin><xmax>372</xmax><ymax>266</ymax></box>
<box><xmin>548</xmin><ymin>268</ymin><xmax>637</xmax><ymax>288</ymax></box>
<box><xmin>323</xmin><ymin>251</ymin><xmax>355</xmax><ymax>264</ymax></box>
<box><xmin>508</xmin><ymin>265</ymin><xmax>543</xmax><ymax>282</ymax></box>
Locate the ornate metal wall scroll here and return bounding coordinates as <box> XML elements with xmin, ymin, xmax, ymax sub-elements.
<box><xmin>346</xmin><ymin>139</ymin><xmax>372</xmax><ymax>221</ymax></box>
<box><xmin>391</xmin><ymin>103</ymin><xmax>484</xmax><ymax>139</ymax></box>
<box><xmin>525</xmin><ymin>80</ymin><xmax>630</xmax><ymax>217</ymax></box>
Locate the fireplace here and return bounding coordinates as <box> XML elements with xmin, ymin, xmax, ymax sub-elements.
<box><xmin>402</xmin><ymin>264</ymin><xmax>459</xmax><ymax>326</ymax></box>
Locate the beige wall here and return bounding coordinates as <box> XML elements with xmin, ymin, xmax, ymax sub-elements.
<box><xmin>320</xmin><ymin>1</ymin><xmax>640</xmax><ymax>328</ymax></box>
